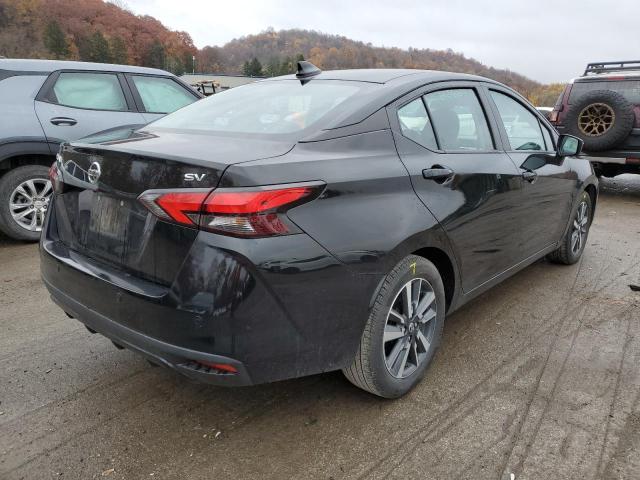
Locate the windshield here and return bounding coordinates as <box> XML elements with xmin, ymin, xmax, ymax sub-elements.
<box><xmin>149</xmin><ymin>80</ymin><xmax>374</xmax><ymax>137</ymax></box>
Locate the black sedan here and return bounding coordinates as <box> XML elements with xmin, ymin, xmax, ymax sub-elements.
<box><xmin>41</xmin><ymin>62</ymin><xmax>597</xmax><ymax>398</ymax></box>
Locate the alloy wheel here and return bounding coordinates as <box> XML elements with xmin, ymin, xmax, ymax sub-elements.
<box><xmin>9</xmin><ymin>178</ymin><xmax>52</xmax><ymax>232</ymax></box>
<box><xmin>578</xmin><ymin>103</ymin><xmax>615</xmax><ymax>137</ymax></box>
<box><xmin>571</xmin><ymin>200</ymin><xmax>589</xmax><ymax>255</ymax></box>
<box><xmin>383</xmin><ymin>278</ymin><xmax>437</xmax><ymax>379</ymax></box>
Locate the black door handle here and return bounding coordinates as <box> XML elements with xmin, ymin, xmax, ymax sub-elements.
<box><xmin>423</xmin><ymin>166</ymin><xmax>454</xmax><ymax>182</ymax></box>
<box><xmin>522</xmin><ymin>170</ymin><xmax>538</xmax><ymax>183</ymax></box>
<box><xmin>50</xmin><ymin>117</ymin><xmax>77</xmax><ymax>126</ymax></box>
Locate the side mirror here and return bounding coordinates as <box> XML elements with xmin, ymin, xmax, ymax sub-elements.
<box><xmin>557</xmin><ymin>134</ymin><xmax>583</xmax><ymax>157</ymax></box>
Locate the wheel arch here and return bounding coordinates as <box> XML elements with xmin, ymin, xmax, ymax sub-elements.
<box><xmin>0</xmin><ymin>153</ymin><xmax>55</xmax><ymax>178</ymax></box>
<box><xmin>411</xmin><ymin>246</ymin><xmax>457</xmax><ymax>312</ymax></box>
<box><xmin>584</xmin><ymin>182</ymin><xmax>598</xmax><ymax>220</ymax></box>
<box><xmin>0</xmin><ymin>136</ymin><xmax>56</xmax><ymax>177</ymax></box>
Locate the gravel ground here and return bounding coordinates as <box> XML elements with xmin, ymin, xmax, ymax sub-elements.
<box><xmin>1</xmin><ymin>175</ymin><xmax>639</xmax><ymax>480</ymax></box>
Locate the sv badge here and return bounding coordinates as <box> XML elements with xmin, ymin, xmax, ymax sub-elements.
<box><xmin>184</xmin><ymin>173</ymin><xmax>206</xmax><ymax>182</ymax></box>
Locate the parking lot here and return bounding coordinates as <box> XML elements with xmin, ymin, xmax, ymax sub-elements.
<box><xmin>0</xmin><ymin>175</ymin><xmax>638</xmax><ymax>480</ymax></box>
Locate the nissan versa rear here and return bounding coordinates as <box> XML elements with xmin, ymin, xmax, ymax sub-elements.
<box><xmin>41</xmin><ymin>64</ymin><xmax>597</xmax><ymax>398</ymax></box>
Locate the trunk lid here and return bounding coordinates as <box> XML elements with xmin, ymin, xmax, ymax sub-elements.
<box><xmin>52</xmin><ymin>128</ymin><xmax>294</xmax><ymax>285</ymax></box>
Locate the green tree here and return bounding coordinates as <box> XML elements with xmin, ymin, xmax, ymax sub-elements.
<box><xmin>43</xmin><ymin>21</ymin><xmax>69</xmax><ymax>59</ymax></box>
<box><xmin>245</xmin><ymin>57</ymin><xmax>263</xmax><ymax>76</ymax></box>
<box><xmin>265</xmin><ymin>57</ymin><xmax>280</xmax><ymax>77</ymax></box>
<box><xmin>242</xmin><ymin>60</ymin><xmax>251</xmax><ymax>76</ymax></box>
<box><xmin>79</xmin><ymin>31</ymin><xmax>111</xmax><ymax>63</ymax></box>
<box><xmin>145</xmin><ymin>41</ymin><xmax>165</xmax><ymax>69</ymax></box>
<box><xmin>252</xmin><ymin>58</ymin><xmax>263</xmax><ymax>76</ymax></box>
<box><xmin>280</xmin><ymin>56</ymin><xmax>294</xmax><ymax>75</ymax></box>
<box><xmin>110</xmin><ymin>37</ymin><xmax>128</xmax><ymax>64</ymax></box>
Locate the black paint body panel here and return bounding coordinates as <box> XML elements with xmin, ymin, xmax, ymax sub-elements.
<box><xmin>41</xmin><ymin>71</ymin><xmax>598</xmax><ymax>386</ymax></box>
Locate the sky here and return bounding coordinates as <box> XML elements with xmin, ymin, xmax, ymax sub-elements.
<box><xmin>125</xmin><ymin>0</ymin><xmax>639</xmax><ymax>84</ymax></box>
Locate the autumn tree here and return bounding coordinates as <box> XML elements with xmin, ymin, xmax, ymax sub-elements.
<box><xmin>529</xmin><ymin>83</ymin><xmax>565</xmax><ymax>107</ymax></box>
<box><xmin>43</xmin><ymin>21</ymin><xmax>68</xmax><ymax>59</ymax></box>
<box><xmin>197</xmin><ymin>46</ymin><xmax>223</xmax><ymax>72</ymax></box>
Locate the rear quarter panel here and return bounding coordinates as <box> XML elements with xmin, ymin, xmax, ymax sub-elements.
<box><xmin>220</xmin><ymin>129</ymin><xmax>458</xmax><ymax>279</ymax></box>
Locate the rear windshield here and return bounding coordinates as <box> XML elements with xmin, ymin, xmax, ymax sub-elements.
<box><xmin>149</xmin><ymin>79</ymin><xmax>375</xmax><ymax>138</ymax></box>
<box><xmin>570</xmin><ymin>79</ymin><xmax>640</xmax><ymax>104</ymax></box>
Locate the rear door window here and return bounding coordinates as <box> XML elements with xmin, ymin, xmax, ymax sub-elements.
<box><xmin>423</xmin><ymin>89</ymin><xmax>494</xmax><ymax>151</ymax></box>
<box><xmin>397</xmin><ymin>98</ymin><xmax>438</xmax><ymax>150</ymax></box>
<box><xmin>490</xmin><ymin>91</ymin><xmax>546</xmax><ymax>151</ymax></box>
<box><xmin>130</xmin><ymin>76</ymin><xmax>197</xmax><ymax>114</ymax></box>
<box><xmin>51</xmin><ymin>72</ymin><xmax>128</xmax><ymax>111</ymax></box>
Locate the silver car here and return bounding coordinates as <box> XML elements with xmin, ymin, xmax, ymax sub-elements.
<box><xmin>0</xmin><ymin>59</ymin><xmax>202</xmax><ymax>241</ymax></box>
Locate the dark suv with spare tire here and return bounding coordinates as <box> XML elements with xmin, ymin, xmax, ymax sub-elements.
<box><xmin>550</xmin><ymin>60</ymin><xmax>640</xmax><ymax>177</ymax></box>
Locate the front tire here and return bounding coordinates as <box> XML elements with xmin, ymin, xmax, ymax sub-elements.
<box><xmin>547</xmin><ymin>191</ymin><xmax>593</xmax><ymax>265</ymax></box>
<box><xmin>343</xmin><ymin>255</ymin><xmax>445</xmax><ymax>398</ymax></box>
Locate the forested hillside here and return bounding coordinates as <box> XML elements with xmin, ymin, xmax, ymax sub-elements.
<box><xmin>0</xmin><ymin>0</ymin><xmax>197</xmax><ymax>73</ymax></box>
<box><xmin>199</xmin><ymin>28</ymin><xmax>541</xmax><ymax>95</ymax></box>
<box><xmin>0</xmin><ymin>0</ymin><xmax>561</xmax><ymax>103</ymax></box>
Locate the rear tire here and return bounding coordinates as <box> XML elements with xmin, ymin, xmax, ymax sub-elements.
<box><xmin>547</xmin><ymin>191</ymin><xmax>593</xmax><ymax>265</ymax></box>
<box><xmin>565</xmin><ymin>90</ymin><xmax>634</xmax><ymax>152</ymax></box>
<box><xmin>343</xmin><ymin>255</ymin><xmax>445</xmax><ymax>398</ymax></box>
<box><xmin>0</xmin><ymin>165</ymin><xmax>52</xmax><ymax>242</ymax></box>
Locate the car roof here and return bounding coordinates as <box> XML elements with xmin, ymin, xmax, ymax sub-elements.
<box><xmin>271</xmin><ymin>68</ymin><xmax>495</xmax><ymax>85</ymax></box>
<box><xmin>260</xmin><ymin>68</ymin><xmax>506</xmax><ymax>131</ymax></box>
<box><xmin>576</xmin><ymin>71</ymin><xmax>640</xmax><ymax>82</ymax></box>
<box><xmin>0</xmin><ymin>58</ymin><xmax>172</xmax><ymax>76</ymax></box>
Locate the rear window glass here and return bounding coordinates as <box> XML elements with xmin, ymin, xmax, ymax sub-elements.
<box><xmin>570</xmin><ymin>80</ymin><xmax>640</xmax><ymax>104</ymax></box>
<box><xmin>149</xmin><ymin>80</ymin><xmax>372</xmax><ymax>137</ymax></box>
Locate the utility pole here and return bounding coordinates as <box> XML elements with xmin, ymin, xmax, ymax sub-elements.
<box><xmin>192</xmin><ymin>55</ymin><xmax>195</xmax><ymax>74</ymax></box>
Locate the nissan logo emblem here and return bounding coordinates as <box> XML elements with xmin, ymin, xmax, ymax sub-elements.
<box><xmin>88</xmin><ymin>162</ymin><xmax>101</xmax><ymax>184</ymax></box>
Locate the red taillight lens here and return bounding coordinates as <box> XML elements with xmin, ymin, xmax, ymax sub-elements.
<box><xmin>155</xmin><ymin>191</ymin><xmax>210</xmax><ymax>225</ymax></box>
<box><xmin>203</xmin><ymin>187</ymin><xmax>313</xmax><ymax>214</ymax></box>
<box><xmin>49</xmin><ymin>156</ymin><xmax>64</xmax><ymax>193</ymax></box>
<box><xmin>138</xmin><ymin>190</ymin><xmax>210</xmax><ymax>226</ymax></box>
<box><xmin>138</xmin><ymin>184</ymin><xmax>322</xmax><ymax>237</ymax></box>
<box><xmin>48</xmin><ymin>163</ymin><xmax>58</xmax><ymax>183</ymax></box>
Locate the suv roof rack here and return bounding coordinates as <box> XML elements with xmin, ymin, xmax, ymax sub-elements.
<box><xmin>584</xmin><ymin>60</ymin><xmax>640</xmax><ymax>76</ymax></box>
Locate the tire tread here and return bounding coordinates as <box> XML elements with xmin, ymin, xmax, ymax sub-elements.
<box><xmin>343</xmin><ymin>255</ymin><xmax>442</xmax><ymax>397</ymax></box>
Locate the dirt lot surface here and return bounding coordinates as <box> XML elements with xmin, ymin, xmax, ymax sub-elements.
<box><xmin>1</xmin><ymin>175</ymin><xmax>639</xmax><ymax>480</ymax></box>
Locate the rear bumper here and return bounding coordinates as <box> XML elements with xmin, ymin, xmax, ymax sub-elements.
<box><xmin>581</xmin><ymin>151</ymin><xmax>640</xmax><ymax>175</ymax></box>
<box><xmin>43</xmin><ymin>273</ymin><xmax>253</xmax><ymax>386</ymax></box>
<box><xmin>40</xmin><ymin>203</ymin><xmax>380</xmax><ymax>386</ymax></box>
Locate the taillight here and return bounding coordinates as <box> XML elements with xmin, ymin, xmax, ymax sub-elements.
<box><xmin>138</xmin><ymin>183</ymin><xmax>323</xmax><ymax>238</ymax></box>
<box><xmin>549</xmin><ymin>111</ymin><xmax>559</xmax><ymax>123</ymax></box>
<box><xmin>49</xmin><ymin>154</ymin><xmax>64</xmax><ymax>193</ymax></box>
